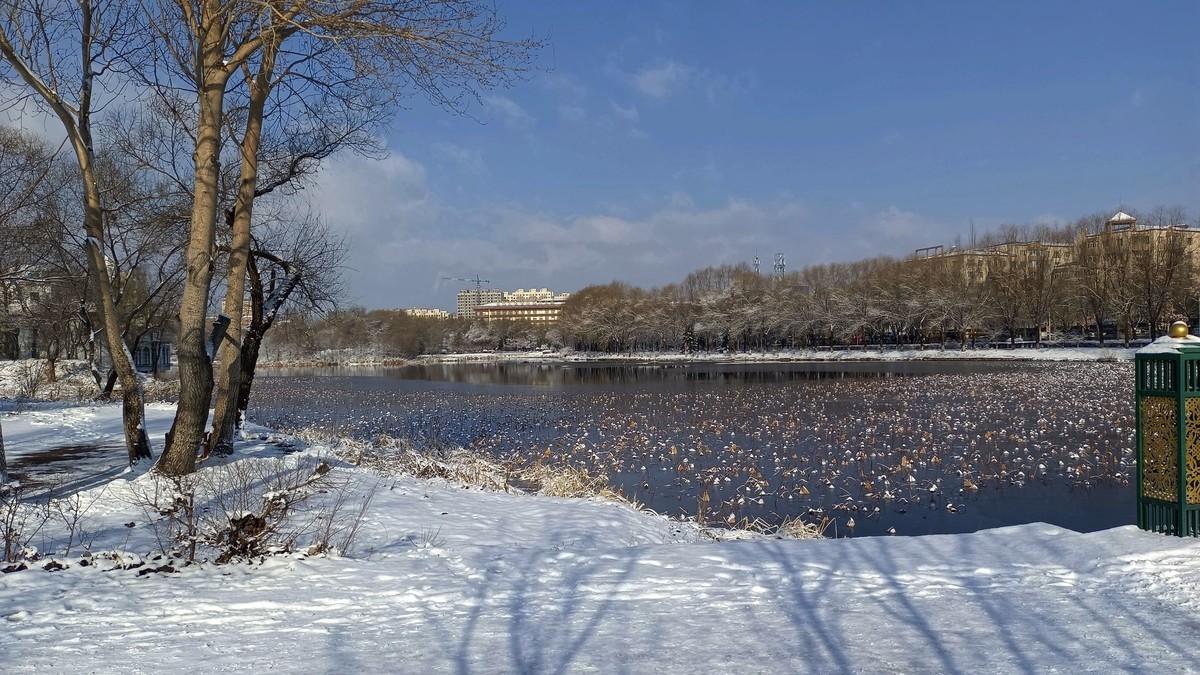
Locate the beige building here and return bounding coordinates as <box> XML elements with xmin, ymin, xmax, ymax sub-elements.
<box><xmin>916</xmin><ymin>211</ymin><xmax>1199</xmax><ymax>285</ymax></box>
<box><xmin>456</xmin><ymin>287</ymin><xmax>571</xmax><ymax>320</ymax></box>
<box><xmin>914</xmin><ymin>245</ymin><xmax>1003</xmax><ymax>285</ymax></box>
<box><xmin>474</xmin><ymin>298</ymin><xmax>567</xmax><ymax>324</ymax></box>
<box><xmin>1082</xmin><ymin>211</ymin><xmax>1200</xmax><ymax>260</ymax></box>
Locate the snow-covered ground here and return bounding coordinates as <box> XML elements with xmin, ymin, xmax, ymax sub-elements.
<box><xmin>262</xmin><ymin>344</ymin><xmax>1139</xmax><ymax>368</ymax></box>
<box><xmin>417</xmin><ymin>345</ymin><xmax>1138</xmax><ymax>365</ymax></box>
<box><xmin>4</xmin><ymin>400</ymin><xmax>1200</xmax><ymax>673</ymax></box>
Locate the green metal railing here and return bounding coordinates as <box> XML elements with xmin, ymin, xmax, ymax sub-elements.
<box><xmin>1136</xmin><ymin>328</ymin><xmax>1200</xmax><ymax>536</ymax></box>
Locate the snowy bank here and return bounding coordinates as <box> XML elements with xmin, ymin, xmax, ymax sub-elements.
<box><xmin>4</xmin><ymin>403</ymin><xmax>1200</xmax><ymax>673</ymax></box>
<box><xmin>415</xmin><ymin>345</ymin><xmax>1138</xmax><ymax>366</ymax></box>
<box><xmin>254</xmin><ymin>345</ymin><xmax>1139</xmax><ymax>369</ymax></box>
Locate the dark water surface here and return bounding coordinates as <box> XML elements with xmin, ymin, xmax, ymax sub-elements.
<box><xmin>252</xmin><ymin>360</ymin><xmax>1135</xmax><ymax>537</ymax></box>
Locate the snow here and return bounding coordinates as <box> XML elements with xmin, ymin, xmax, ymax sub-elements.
<box><xmin>1136</xmin><ymin>334</ymin><xmax>1200</xmax><ymax>355</ymax></box>
<box><xmin>6</xmin><ymin>393</ymin><xmax>1200</xmax><ymax>671</ymax></box>
<box><xmin>422</xmin><ymin>345</ymin><xmax>1140</xmax><ymax>365</ymax></box>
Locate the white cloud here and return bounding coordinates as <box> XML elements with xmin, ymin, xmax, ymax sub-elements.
<box><xmin>610</xmin><ymin>101</ymin><xmax>639</xmax><ymax>123</ymax></box>
<box><xmin>309</xmin><ymin>156</ymin><xmax>978</xmax><ymax>310</ymax></box>
<box><xmin>484</xmin><ymin>95</ymin><xmax>535</xmax><ymax>128</ymax></box>
<box><xmin>541</xmin><ymin>73</ymin><xmax>590</xmax><ymax>123</ymax></box>
<box><xmin>625</xmin><ymin>60</ymin><xmax>752</xmax><ymax>105</ymax></box>
<box><xmin>850</xmin><ymin>206</ymin><xmax>958</xmax><ymax>260</ymax></box>
<box><xmin>631</xmin><ymin>60</ymin><xmax>693</xmax><ymax>100</ymax></box>
<box><xmin>673</xmin><ymin>159</ymin><xmax>723</xmax><ymax>183</ymax></box>
<box><xmin>0</xmin><ymin>93</ymin><xmax>62</xmax><ymax>142</ymax></box>
<box><xmin>307</xmin><ymin>150</ymin><xmax>446</xmax><ymax>306</ymax></box>
<box><xmin>311</xmin><ymin>151</ymin><xmax>435</xmax><ymax>238</ymax></box>
<box><xmin>542</xmin><ymin>73</ymin><xmax>588</xmax><ymax>101</ymax></box>
<box><xmin>311</xmin><ymin>156</ymin><xmax>944</xmax><ymax>309</ymax></box>
<box><xmin>431</xmin><ymin>141</ymin><xmax>487</xmax><ymax>175</ymax></box>
<box><xmin>668</xmin><ymin>191</ymin><xmax>694</xmax><ymax>209</ymax></box>
<box><xmin>867</xmin><ymin>206</ymin><xmax>930</xmax><ymax>240</ymax></box>
<box><xmin>559</xmin><ymin>105</ymin><xmax>587</xmax><ymax>122</ymax></box>
<box><xmin>1031</xmin><ymin>213</ymin><xmax>1067</xmax><ymax>227</ymax></box>
<box><xmin>477</xmin><ymin>195</ymin><xmax>809</xmax><ymax>291</ymax></box>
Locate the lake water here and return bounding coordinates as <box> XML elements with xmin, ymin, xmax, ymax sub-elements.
<box><xmin>252</xmin><ymin>360</ymin><xmax>1136</xmax><ymax>537</ymax></box>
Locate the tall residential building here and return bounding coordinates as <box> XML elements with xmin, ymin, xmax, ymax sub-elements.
<box><xmin>456</xmin><ymin>288</ymin><xmax>504</xmax><ymax>318</ymax></box>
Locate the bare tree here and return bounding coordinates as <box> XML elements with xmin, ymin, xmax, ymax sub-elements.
<box><xmin>1019</xmin><ymin>246</ymin><xmax>1064</xmax><ymax>347</ymax></box>
<box><xmin>45</xmin><ymin>143</ymin><xmax>190</xmax><ymax>388</ymax></box>
<box><xmin>0</xmin><ymin>125</ymin><xmax>63</xmax><ymax>482</ymax></box>
<box><xmin>798</xmin><ymin>264</ymin><xmax>852</xmax><ymax>347</ymax></box>
<box><xmin>209</xmin><ymin>90</ymin><xmax>384</xmax><ymax>456</ymax></box>
<box><xmin>1071</xmin><ymin>223</ymin><xmax>1117</xmax><ymax>346</ymax></box>
<box><xmin>137</xmin><ymin>0</ymin><xmax>542</xmax><ymax>476</ymax></box>
<box><xmin>234</xmin><ymin>211</ymin><xmax>346</xmax><ymax>427</ymax></box>
<box><xmin>0</xmin><ymin>0</ymin><xmax>152</xmax><ymax>464</ymax></box>
<box><xmin>985</xmin><ymin>253</ymin><xmax>1026</xmax><ymax>345</ymax></box>
<box><xmin>1133</xmin><ymin>207</ymin><xmax>1192</xmax><ymax>338</ymax></box>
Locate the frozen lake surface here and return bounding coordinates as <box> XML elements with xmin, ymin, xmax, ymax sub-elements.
<box><xmin>252</xmin><ymin>360</ymin><xmax>1135</xmax><ymax>537</ymax></box>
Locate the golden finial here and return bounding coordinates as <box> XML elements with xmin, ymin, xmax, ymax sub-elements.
<box><xmin>1169</xmin><ymin>321</ymin><xmax>1190</xmax><ymax>338</ymax></box>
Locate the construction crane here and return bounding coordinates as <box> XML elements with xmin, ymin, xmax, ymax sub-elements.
<box><xmin>443</xmin><ymin>275</ymin><xmax>492</xmax><ymax>314</ymax></box>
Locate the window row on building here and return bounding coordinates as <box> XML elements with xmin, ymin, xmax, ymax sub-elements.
<box><xmin>455</xmin><ymin>287</ymin><xmax>571</xmax><ymax>321</ymax></box>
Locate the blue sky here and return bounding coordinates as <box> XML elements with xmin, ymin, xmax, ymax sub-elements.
<box><xmin>311</xmin><ymin>1</ymin><xmax>1200</xmax><ymax>311</ymax></box>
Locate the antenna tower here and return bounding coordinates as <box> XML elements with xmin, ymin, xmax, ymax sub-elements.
<box><xmin>752</xmin><ymin>253</ymin><xmax>760</xmax><ymax>275</ymax></box>
<box><xmin>773</xmin><ymin>253</ymin><xmax>786</xmax><ymax>280</ymax></box>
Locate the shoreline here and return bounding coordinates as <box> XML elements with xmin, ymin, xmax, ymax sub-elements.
<box><xmin>257</xmin><ymin>344</ymin><xmax>1139</xmax><ymax>369</ymax></box>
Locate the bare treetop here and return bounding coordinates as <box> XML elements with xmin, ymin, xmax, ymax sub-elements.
<box><xmin>137</xmin><ymin>1</ymin><xmax>542</xmax><ymax>111</ymax></box>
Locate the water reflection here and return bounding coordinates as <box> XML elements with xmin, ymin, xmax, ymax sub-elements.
<box><xmin>254</xmin><ymin>361</ymin><xmax>1135</xmax><ymax>537</ymax></box>
<box><xmin>269</xmin><ymin>360</ymin><xmax>1028</xmax><ymax>388</ymax></box>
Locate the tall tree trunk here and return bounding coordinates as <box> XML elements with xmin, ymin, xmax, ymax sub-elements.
<box><xmin>211</xmin><ymin>40</ymin><xmax>277</xmax><ymax>457</ymax></box>
<box><xmin>76</xmin><ymin>102</ymin><xmax>149</xmax><ymax>465</ymax></box>
<box><xmin>157</xmin><ymin>8</ymin><xmax>230</xmax><ymax>476</ymax></box>
<box><xmin>83</xmin><ymin>233</ymin><xmax>150</xmax><ymax>465</ymax></box>
<box><xmin>0</xmin><ymin>4</ymin><xmax>149</xmax><ymax>466</ymax></box>
<box><xmin>0</xmin><ymin>416</ymin><xmax>7</xmax><ymax>488</ymax></box>
<box><xmin>235</xmin><ymin>255</ymin><xmax>268</xmax><ymax>423</ymax></box>
<box><xmin>237</xmin><ymin>250</ymin><xmax>300</xmax><ymax>423</ymax></box>
<box><xmin>237</xmin><ymin>319</ymin><xmax>264</xmax><ymax>426</ymax></box>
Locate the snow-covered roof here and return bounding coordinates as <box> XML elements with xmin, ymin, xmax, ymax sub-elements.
<box><xmin>1108</xmin><ymin>211</ymin><xmax>1137</xmax><ymax>224</ymax></box>
<box><xmin>1137</xmin><ymin>333</ymin><xmax>1200</xmax><ymax>355</ymax></box>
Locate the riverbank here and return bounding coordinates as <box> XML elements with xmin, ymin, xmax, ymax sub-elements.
<box><xmin>258</xmin><ymin>344</ymin><xmax>1139</xmax><ymax>369</ymax></box>
<box><xmin>3</xmin><ymin>400</ymin><xmax>1200</xmax><ymax>672</ymax></box>
<box><xmin>430</xmin><ymin>344</ymin><xmax>1138</xmax><ymax>363</ymax></box>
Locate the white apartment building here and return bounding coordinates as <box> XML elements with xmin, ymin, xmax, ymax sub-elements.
<box><xmin>456</xmin><ymin>288</ymin><xmax>505</xmax><ymax>318</ymax></box>
<box><xmin>455</xmin><ymin>287</ymin><xmax>571</xmax><ymax>320</ymax></box>
<box><xmin>405</xmin><ymin>308</ymin><xmax>452</xmax><ymax>319</ymax></box>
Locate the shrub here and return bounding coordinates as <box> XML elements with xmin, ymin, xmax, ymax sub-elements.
<box><xmin>130</xmin><ymin>454</ymin><xmax>376</xmax><ymax>564</ymax></box>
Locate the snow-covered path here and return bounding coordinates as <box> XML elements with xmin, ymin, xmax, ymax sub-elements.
<box><xmin>5</xmin><ymin>402</ymin><xmax>1200</xmax><ymax>673</ymax></box>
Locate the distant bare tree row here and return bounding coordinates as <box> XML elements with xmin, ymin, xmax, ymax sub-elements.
<box><xmin>558</xmin><ymin>207</ymin><xmax>1198</xmax><ymax>354</ymax></box>
<box><xmin>260</xmin><ymin>206</ymin><xmax>1198</xmax><ymax>364</ymax></box>
<box><xmin>259</xmin><ymin>308</ymin><xmax>558</xmax><ymax>362</ymax></box>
